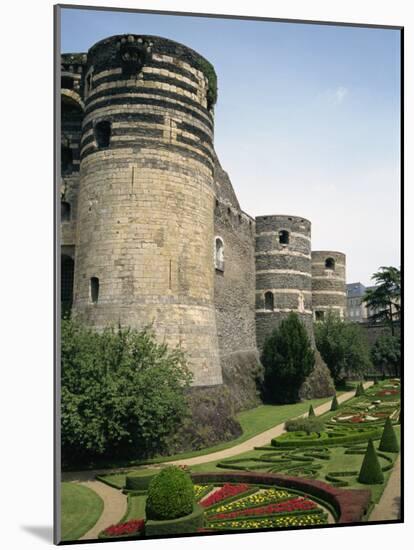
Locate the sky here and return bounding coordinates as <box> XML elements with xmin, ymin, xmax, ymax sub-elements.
<box><xmin>60</xmin><ymin>7</ymin><xmax>401</xmax><ymax>286</ymax></box>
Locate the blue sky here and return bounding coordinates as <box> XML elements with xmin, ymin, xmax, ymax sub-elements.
<box><xmin>61</xmin><ymin>7</ymin><xmax>401</xmax><ymax>286</ymax></box>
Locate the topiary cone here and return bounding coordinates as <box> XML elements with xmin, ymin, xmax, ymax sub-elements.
<box><xmin>308</xmin><ymin>404</ymin><xmax>316</xmax><ymax>417</ymax></box>
<box><xmin>330</xmin><ymin>394</ymin><xmax>339</xmax><ymax>411</ymax></box>
<box><xmin>355</xmin><ymin>383</ymin><xmax>365</xmax><ymax>397</ymax></box>
<box><xmin>378</xmin><ymin>417</ymin><xmax>399</xmax><ymax>453</ymax></box>
<box><xmin>358</xmin><ymin>439</ymin><xmax>384</xmax><ymax>484</ymax></box>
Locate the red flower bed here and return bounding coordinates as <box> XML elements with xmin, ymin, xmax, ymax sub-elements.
<box><xmin>208</xmin><ymin>497</ymin><xmax>317</xmax><ymax>520</ymax></box>
<box><xmin>200</xmin><ymin>483</ymin><xmax>250</xmax><ymax>508</ymax></box>
<box><xmin>350</xmin><ymin>416</ymin><xmax>364</xmax><ymax>423</ymax></box>
<box><xmin>377</xmin><ymin>390</ymin><xmax>398</xmax><ymax>396</ymax></box>
<box><xmin>103</xmin><ymin>519</ymin><xmax>145</xmax><ymax>537</ymax></box>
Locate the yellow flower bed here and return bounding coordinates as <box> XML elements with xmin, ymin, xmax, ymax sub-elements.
<box><xmin>209</xmin><ymin>489</ymin><xmax>292</xmax><ymax>514</ymax></box>
<box><xmin>209</xmin><ymin>512</ymin><xmax>328</xmax><ymax>530</ymax></box>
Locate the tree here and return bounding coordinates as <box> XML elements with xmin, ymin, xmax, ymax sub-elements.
<box><xmin>371</xmin><ymin>334</ymin><xmax>401</xmax><ymax>377</ymax></box>
<box><xmin>358</xmin><ymin>439</ymin><xmax>384</xmax><ymax>484</ymax></box>
<box><xmin>315</xmin><ymin>311</ymin><xmax>372</xmax><ymax>385</ymax></box>
<box><xmin>261</xmin><ymin>313</ymin><xmax>315</xmax><ymax>403</ymax></box>
<box><xmin>378</xmin><ymin>417</ymin><xmax>399</xmax><ymax>453</ymax></box>
<box><xmin>362</xmin><ymin>266</ymin><xmax>401</xmax><ymax>336</ymax></box>
<box><xmin>61</xmin><ymin>319</ymin><xmax>193</xmax><ymax>465</ymax></box>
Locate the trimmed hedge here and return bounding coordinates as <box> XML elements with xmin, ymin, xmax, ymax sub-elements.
<box><xmin>358</xmin><ymin>439</ymin><xmax>384</xmax><ymax>484</ymax></box>
<box><xmin>378</xmin><ymin>417</ymin><xmax>399</xmax><ymax>453</ymax></box>
<box><xmin>125</xmin><ymin>470</ymin><xmax>157</xmax><ymax>491</ymax></box>
<box><xmin>272</xmin><ymin>427</ymin><xmax>382</xmax><ymax>448</ymax></box>
<box><xmin>146</xmin><ymin>466</ymin><xmax>195</xmax><ymax>520</ymax></box>
<box><xmin>308</xmin><ymin>404</ymin><xmax>316</xmax><ymax>417</ymax></box>
<box><xmin>330</xmin><ymin>395</ymin><xmax>339</xmax><ymax>411</ymax></box>
<box><xmin>285</xmin><ymin>418</ymin><xmax>325</xmax><ymax>435</ymax></box>
<box><xmin>145</xmin><ymin>503</ymin><xmax>204</xmax><ymax>536</ymax></box>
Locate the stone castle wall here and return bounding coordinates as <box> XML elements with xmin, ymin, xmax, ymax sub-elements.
<box><xmin>255</xmin><ymin>215</ymin><xmax>313</xmax><ymax>348</ymax></box>
<box><xmin>70</xmin><ymin>35</ymin><xmax>222</xmax><ymax>386</ymax></box>
<box><xmin>311</xmin><ymin>251</ymin><xmax>346</xmax><ymax>320</ymax></box>
<box><xmin>60</xmin><ymin>35</ymin><xmax>345</xmax><ymax>392</ymax></box>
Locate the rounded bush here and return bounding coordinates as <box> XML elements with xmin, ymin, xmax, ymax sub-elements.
<box><xmin>146</xmin><ymin>466</ymin><xmax>195</xmax><ymax>520</ymax></box>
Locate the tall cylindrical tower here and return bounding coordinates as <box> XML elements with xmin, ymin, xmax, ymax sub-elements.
<box><xmin>255</xmin><ymin>215</ymin><xmax>313</xmax><ymax>348</ymax></box>
<box><xmin>72</xmin><ymin>34</ymin><xmax>222</xmax><ymax>386</ymax></box>
<box><xmin>311</xmin><ymin>251</ymin><xmax>346</xmax><ymax>320</ymax></box>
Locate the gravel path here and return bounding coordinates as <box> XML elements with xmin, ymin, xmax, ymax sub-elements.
<box><xmin>62</xmin><ymin>382</ymin><xmax>372</xmax><ymax>539</ymax></box>
<box><xmin>78</xmin><ymin>480</ymin><xmax>127</xmax><ymax>540</ymax></box>
<box><xmin>369</xmin><ymin>455</ymin><xmax>401</xmax><ymax>522</ymax></box>
<box><xmin>164</xmin><ymin>382</ymin><xmax>373</xmax><ymax>467</ymax></box>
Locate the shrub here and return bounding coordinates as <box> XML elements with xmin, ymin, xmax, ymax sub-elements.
<box><xmin>330</xmin><ymin>395</ymin><xmax>339</xmax><ymax>411</ymax></box>
<box><xmin>357</xmin><ymin>439</ymin><xmax>384</xmax><ymax>484</ymax></box>
<box><xmin>145</xmin><ymin>504</ymin><xmax>204</xmax><ymax>536</ymax></box>
<box><xmin>99</xmin><ymin>519</ymin><xmax>145</xmax><ymax>539</ymax></box>
<box><xmin>355</xmin><ymin>383</ymin><xmax>365</xmax><ymax>397</ymax></box>
<box><xmin>284</xmin><ymin>418</ymin><xmax>325</xmax><ymax>435</ymax></box>
<box><xmin>371</xmin><ymin>334</ymin><xmax>401</xmax><ymax>377</ymax></box>
<box><xmin>145</xmin><ymin>466</ymin><xmax>195</xmax><ymax>520</ymax></box>
<box><xmin>378</xmin><ymin>417</ymin><xmax>399</xmax><ymax>453</ymax></box>
<box><xmin>125</xmin><ymin>470</ymin><xmax>158</xmax><ymax>491</ymax></box>
<box><xmin>61</xmin><ymin>319</ymin><xmax>192</xmax><ymax>464</ymax></box>
<box><xmin>261</xmin><ymin>313</ymin><xmax>315</xmax><ymax>403</ymax></box>
<box><xmin>315</xmin><ymin>312</ymin><xmax>372</xmax><ymax>384</ymax></box>
<box><xmin>308</xmin><ymin>404</ymin><xmax>316</xmax><ymax>417</ymax></box>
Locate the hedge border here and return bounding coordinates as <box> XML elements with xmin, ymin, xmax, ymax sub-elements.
<box><xmin>191</xmin><ymin>472</ymin><xmax>371</xmax><ymax>524</ymax></box>
<box><xmin>145</xmin><ymin>503</ymin><xmax>204</xmax><ymax>536</ymax></box>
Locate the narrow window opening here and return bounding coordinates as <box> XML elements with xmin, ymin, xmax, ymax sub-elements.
<box><xmin>91</xmin><ymin>277</ymin><xmax>100</xmax><ymax>303</ymax></box>
<box><xmin>279</xmin><ymin>230</ymin><xmax>289</xmax><ymax>245</ymax></box>
<box><xmin>61</xmin><ymin>201</ymin><xmax>71</xmax><ymax>222</ymax></box>
<box><xmin>94</xmin><ymin>121</ymin><xmax>111</xmax><ymax>148</ymax></box>
<box><xmin>61</xmin><ymin>76</ymin><xmax>74</xmax><ymax>89</ymax></box>
<box><xmin>325</xmin><ymin>257</ymin><xmax>335</xmax><ymax>271</ymax></box>
<box><xmin>86</xmin><ymin>72</ymin><xmax>93</xmax><ymax>93</ymax></box>
<box><xmin>315</xmin><ymin>310</ymin><xmax>325</xmax><ymax>321</ymax></box>
<box><xmin>61</xmin><ymin>255</ymin><xmax>75</xmax><ymax>312</ymax></box>
<box><xmin>215</xmin><ymin>237</ymin><xmax>224</xmax><ymax>272</ymax></box>
<box><xmin>61</xmin><ymin>144</ymin><xmax>73</xmax><ymax>174</ymax></box>
<box><xmin>264</xmin><ymin>291</ymin><xmax>274</xmax><ymax>311</ymax></box>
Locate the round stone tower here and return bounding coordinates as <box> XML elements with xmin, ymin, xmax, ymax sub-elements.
<box><xmin>255</xmin><ymin>215</ymin><xmax>313</xmax><ymax>348</ymax></box>
<box><xmin>72</xmin><ymin>34</ymin><xmax>222</xmax><ymax>386</ymax></box>
<box><xmin>311</xmin><ymin>251</ymin><xmax>347</xmax><ymax>320</ymax></box>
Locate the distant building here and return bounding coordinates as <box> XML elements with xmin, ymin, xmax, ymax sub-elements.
<box><xmin>346</xmin><ymin>282</ymin><xmax>378</xmax><ymax>322</ymax></box>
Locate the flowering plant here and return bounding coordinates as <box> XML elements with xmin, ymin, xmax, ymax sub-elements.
<box><xmin>208</xmin><ymin>511</ymin><xmax>328</xmax><ymax>530</ymax></box>
<box><xmin>102</xmin><ymin>519</ymin><xmax>145</xmax><ymax>537</ymax></box>
<box><xmin>200</xmin><ymin>483</ymin><xmax>250</xmax><ymax>508</ymax></box>
<box><xmin>208</xmin><ymin>497</ymin><xmax>317</xmax><ymax>520</ymax></box>
<box><xmin>208</xmin><ymin>488</ymin><xmax>292</xmax><ymax>514</ymax></box>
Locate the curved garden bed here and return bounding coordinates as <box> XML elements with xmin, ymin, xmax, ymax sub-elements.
<box><xmin>191</xmin><ymin>472</ymin><xmax>371</xmax><ymax>524</ymax></box>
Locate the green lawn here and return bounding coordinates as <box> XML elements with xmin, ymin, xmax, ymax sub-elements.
<box><xmin>124</xmin><ymin>495</ymin><xmax>147</xmax><ymax>521</ymax></box>
<box><xmin>61</xmin><ymin>482</ymin><xmax>104</xmax><ymax>541</ymax></box>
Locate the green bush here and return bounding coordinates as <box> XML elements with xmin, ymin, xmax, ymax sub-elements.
<box><xmin>357</xmin><ymin>439</ymin><xmax>384</xmax><ymax>484</ymax></box>
<box><xmin>315</xmin><ymin>312</ymin><xmax>372</xmax><ymax>384</ymax></box>
<box><xmin>284</xmin><ymin>418</ymin><xmax>325</xmax><ymax>435</ymax></box>
<box><xmin>308</xmin><ymin>404</ymin><xmax>316</xmax><ymax>417</ymax></box>
<box><xmin>61</xmin><ymin>319</ymin><xmax>192</xmax><ymax>465</ymax></box>
<box><xmin>355</xmin><ymin>383</ymin><xmax>365</xmax><ymax>397</ymax></box>
<box><xmin>330</xmin><ymin>395</ymin><xmax>339</xmax><ymax>411</ymax></box>
<box><xmin>145</xmin><ymin>466</ymin><xmax>195</xmax><ymax>520</ymax></box>
<box><xmin>145</xmin><ymin>503</ymin><xmax>204</xmax><ymax>536</ymax></box>
<box><xmin>125</xmin><ymin>470</ymin><xmax>158</xmax><ymax>491</ymax></box>
<box><xmin>261</xmin><ymin>313</ymin><xmax>315</xmax><ymax>403</ymax></box>
<box><xmin>378</xmin><ymin>417</ymin><xmax>399</xmax><ymax>453</ymax></box>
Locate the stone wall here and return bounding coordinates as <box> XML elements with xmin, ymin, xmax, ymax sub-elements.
<box><xmin>255</xmin><ymin>215</ymin><xmax>313</xmax><ymax>348</ymax></box>
<box><xmin>311</xmin><ymin>251</ymin><xmax>346</xmax><ymax>320</ymax></box>
<box><xmin>71</xmin><ymin>35</ymin><xmax>222</xmax><ymax>386</ymax></box>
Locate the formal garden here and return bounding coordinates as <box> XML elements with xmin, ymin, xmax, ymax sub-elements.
<box><xmin>60</xmin><ymin>378</ymin><xmax>400</xmax><ymax>541</ymax></box>
<box><xmin>60</xmin><ymin>267</ymin><xmax>401</xmax><ymax>541</ymax></box>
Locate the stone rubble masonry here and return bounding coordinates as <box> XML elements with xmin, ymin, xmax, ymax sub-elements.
<box><xmin>311</xmin><ymin>251</ymin><xmax>347</xmax><ymax>319</ymax></box>
<box><xmin>70</xmin><ymin>35</ymin><xmax>222</xmax><ymax>386</ymax></box>
<box><xmin>60</xmin><ymin>35</ymin><xmax>346</xmax><ymax>392</ymax></box>
<box><xmin>255</xmin><ymin>215</ymin><xmax>313</xmax><ymax>349</ymax></box>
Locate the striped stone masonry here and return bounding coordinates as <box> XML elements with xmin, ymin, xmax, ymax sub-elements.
<box><xmin>255</xmin><ymin>215</ymin><xmax>313</xmax><ymax>349</ymax></box>
<box><xmin>311</xmin><ymin>251</ymin><xmax>347</xmax><ymax>320</ymax></box>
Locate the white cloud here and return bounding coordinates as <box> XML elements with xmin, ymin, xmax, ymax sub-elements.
<box><xmin>323</xmin><ymin>86</ymin><xmax>349</xmax><ymax>105</ymax></box>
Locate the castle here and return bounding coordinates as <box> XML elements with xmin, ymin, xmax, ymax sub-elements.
<box><xmin>60</xmin><ymin>34</ymin><xmax>346</xmax><ymax>391</ymax></box>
